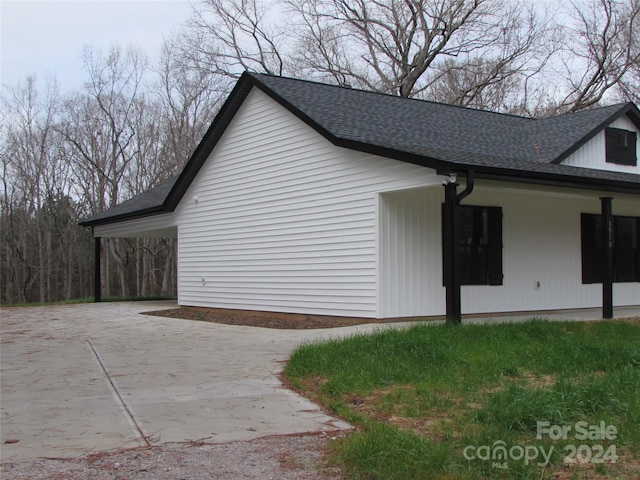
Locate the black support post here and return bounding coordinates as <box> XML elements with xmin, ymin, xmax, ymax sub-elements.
<box><xmin>94</xmin><ymin>236</ymin><xmax>102</xmax><ymax>302</ymax></box>
<box><xmin>443</xmin><ymin>179</ymin><xmax>461</xmax><ymax>323</ymax></box>
<box><xmin>443</xmin><ymin>172</ymin><xmax>475</xmax><ymax>324</ymax></box>
<box><xmin>600</xmin><ymin>197</ymin><xmax>613</xmax><ymax>319</ymax></box>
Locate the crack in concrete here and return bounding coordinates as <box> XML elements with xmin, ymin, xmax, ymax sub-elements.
<box><xmin>86</xmin><ymin>340</ymin><xmax>152</xmax><ymax>447</ymax></box>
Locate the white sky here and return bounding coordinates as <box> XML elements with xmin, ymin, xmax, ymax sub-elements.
<box><xmin>1</xmin><ymin>0</ymin><xmax>194</xmax><ymax>93</ymax></box>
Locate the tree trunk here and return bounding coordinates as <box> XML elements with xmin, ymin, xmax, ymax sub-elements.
<box><xmin>161</xmin><ymin>239</ymin><xmax>176</xmax><ymax>296</ymax></box>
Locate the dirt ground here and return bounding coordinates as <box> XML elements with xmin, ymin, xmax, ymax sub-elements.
<box><xmin>0</xmin><ymin>433</ymin><xmax>344</xmax><ymax>480</ymax></box>
<box><xmin>147</xmin><ymin>306</ymin><xmax>434</xmax><ymax>329</ymax></box>
<box><xmin>149</xmin><ymin>306</ymin><xmax>640</xmax><ymax>329</ymax></box>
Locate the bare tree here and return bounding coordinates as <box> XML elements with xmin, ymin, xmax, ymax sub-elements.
<box><xmin>291</xmin><ymin>0</ymin><xmax>517</xmax><ymax>96</ymax></box>
<box><xmin>184</xmin><ymin>0</ymin><xmax>556</xmax><ymax>109</ymax></box>
<box><xmin>1</xmin><ymin>40</ymin><xmax>204</xmax><ymax>304</ymax></box>
<box><xmin>60</xmin><ymin>46</ymin><xmax>149</xmax><ymax>210</ymax></box>
<box><xmin>555</xmin><ymin>0</ymin><xmax>640</xmax><ymax>112</ymax></box>
<box><xmin>613</xmin><ymin>0</ymin><xmax>640</xmax><ymax>104</ymax></box>
<box><xmin>1</xmin><ymin>77</ymin><xmax>57</xmax><ymax>302</ymax></box>
<box><xmin>155</xmin><ymin>33</ymin><xmax>226</xmax><ymax>171</ymax></box>
<box><xmin>618</xmin><ymin>60</ymin><xmax>640</xmax><ymax>104</ymax></box>
<box><xmin>0</xmin><ymin>76</ymin><xmax>93</xmax><ymax>304</ymax></box>
<box><xmin>184</xmin><ymin>0</ymin><xmax>638</xmax><ymax>114</ymax></box>
<box><xmin>286</xmin><ymin>0</ymin><xmax>557</xmax><ymax>105</ymax></box>
<box><xmin>427</xmin><ymin>3</ymin><xmax>558</xmax><ymax>112</ymax></box>
<box><xmin>184</xmin><ymin>0</ymin><xmax>289</xmax><ymax>78</ymax></box>
<box><xmin>58</xmin><ymin>46</ymin><xmax>153</xmax><ymax>298</ymax></box>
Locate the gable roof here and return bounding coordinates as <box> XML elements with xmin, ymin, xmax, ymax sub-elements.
<box><xmin>81</xmin><ymin>177</ymin><xmax>177</xmax><ymax>225</ymax></box>
<box><xmin>81</xmin><ymin>72</ymin><xmax>640</xmax><ymax>227</ymax></box>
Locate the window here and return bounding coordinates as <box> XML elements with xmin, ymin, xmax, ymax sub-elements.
<box><xmin>444</xmin><ymin>205</ymin><xmax>503</xmax><ymax>286</ymax></box>
<box><xmin>581</xmin><ymin>213</ymin><xmax>640</xmax><ymax>283</ymax></box>
<box><xmin>605</xmin><ymin>127</ymin><xmax>637</xmax><ymax>166</ymax></box>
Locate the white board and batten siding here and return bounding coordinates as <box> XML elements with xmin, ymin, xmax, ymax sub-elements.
<box><xmin>463</xmin><ymin>187</ymin><xmax>639</xmax><ymax>314</ymax></box>
<box><xmin>175</xmin><ymin>88</ymin><xmax>441</xmax><ymax>317</ymax></box>
<box><xmin>379</xmin><ymin>186</ymin><xmax>445</xmax><ymax>317</ymax></box>
<box><xmin>562</xmin><ymin>115</ymin><xmax>640</xmax><ymax>174</ymax></box>
<box><xmin>379</xmin><ymin>183</ymin><xmax>639</xmax><ymax>319</ymax></box>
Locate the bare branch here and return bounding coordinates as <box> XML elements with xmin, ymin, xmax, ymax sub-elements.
<box><xmin>184</xmin><ymin>0</ymin><xmax>288</xmax><ymax>77</ymax></box>
<box><xmin>554</xmin><ymin>0</ymin><xmax>640</xmax><ymax>112</ymax></box>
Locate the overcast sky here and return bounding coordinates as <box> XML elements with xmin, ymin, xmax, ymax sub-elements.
<box><xmin>1</xmin><ymin>0</ymin><xmax>194</xmax><ymax>93</ymax></box>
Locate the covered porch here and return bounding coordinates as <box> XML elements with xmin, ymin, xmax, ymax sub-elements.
<box><xmin>378</xmin><ymin>177</ymin><xmax>639</xmax><ymax>321</ymax></box>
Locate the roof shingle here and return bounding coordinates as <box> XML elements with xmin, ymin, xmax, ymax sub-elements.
<box><xmin>81</xmin><ymin>72</ymin><xmax>640</xmax><ymax>227</ymax></box>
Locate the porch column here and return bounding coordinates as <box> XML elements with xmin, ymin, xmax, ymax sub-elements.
<box><xmin>443</xmin><ymin>178</ymin><xmax>461</xmax><ymax>323</ymax></box>
<box><xmin>94</xmin><ymin>236</ymin><xmax>102</xmax><ymax>302</ymax></box>
<box><xmin>600</xmin><ymin>197</ymin><xmax>613</xmax><ymax>319</ymax></box>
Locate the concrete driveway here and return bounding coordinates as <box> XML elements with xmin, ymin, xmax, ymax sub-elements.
<box><xmin>3</xmin><ymin>302</ymin><xmax>637</xmax><ymax>463</ymax></box>
<box><xmin>1</xmin><ymin>301</ymin><xmax>388</xmax><ymax>463</ymax></box>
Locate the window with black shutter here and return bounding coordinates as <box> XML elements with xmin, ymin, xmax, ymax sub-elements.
<box><xmin>581</xmin><ymin>213</ymin><xmax>640</xmax><ymax>283</ymax></box>
<box><xmin>605</xmin><ymin>128</ymin><xmax>637</xmax><ymax>166</ymax></box>
<box><xmin>444</xmin><ymin>205</ymin><xmax>503</xmax><ymax>286</ymax></box>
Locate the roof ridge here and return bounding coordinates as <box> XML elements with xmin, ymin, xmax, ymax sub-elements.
<box><xmin>248</xmin><ymin>72</ymin><xmax>534</xmax><ymax>121</ymax></box>
<box><xmin>251</xmin><ymin>73</ymin><xmax>639</xmax><ymax>123</ymax></box>
<box><xmin>533</xmin><ymin>102</ymin><xmax>631</xmax><ymax>122</ymax></box>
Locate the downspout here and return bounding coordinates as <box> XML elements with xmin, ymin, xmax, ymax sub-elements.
<box><xmin>457</xmin><ymin>170</ymin><xmax>475</xmax><ymax>204</ymax></box>
<box><xmin>443</xmin><ymin>171</ymin><xmax>475</xmax><ymax>323</ymax></box>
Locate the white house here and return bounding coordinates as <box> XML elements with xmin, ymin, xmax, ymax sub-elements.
<box><xmin>81</xmin><ymin>72</ymin><xmax>640</xmax><ymax>321</ymax></box>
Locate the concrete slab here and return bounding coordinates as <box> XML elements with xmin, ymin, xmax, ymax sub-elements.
<box><xmin>1</xmin><ymin>301</ymin><xmax>374</xmax><ymax>463</ymax></box>
<box><xmin>1</xmin><ymin>301</ymin><xmax>638</xmax><ymax>463</ymax></box>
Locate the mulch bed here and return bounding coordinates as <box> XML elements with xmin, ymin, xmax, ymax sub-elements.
<box><xmin>146</xmin><ymin>306</ymin><xmax>640</xmax><ymax>330</ymax></box>
<box><xmin>146</xmin><ymin>306</ymin><xmax>435</xmax><ymax>329</ymax></box>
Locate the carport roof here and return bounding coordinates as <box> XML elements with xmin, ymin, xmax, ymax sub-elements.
<box><xmin>81</xmin><ymin>177</ymin><xmax>178</xmax><ymax>226</ymax></box>
<box><xmin>81</xmin><ymin>72</ymin><xmax>640</xmax><ymax>227</ymax></box>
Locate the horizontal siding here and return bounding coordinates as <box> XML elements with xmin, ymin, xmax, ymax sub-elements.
<box><xmin>175</xmin><ymin>88</ymin><xmax>441</xmax><ymax>317</ymax></box>
<box><xmin>380</xmin><ymin>183</ymin><xmax>639</xmax><ymax>317</ymax></box>
<box><xmin>562</xmin><ymin>115</ymin><xmax>639</xmax><ymax>174</ymax></box>
<box><xmin>93</xmin><ymin>213</ymin><xmax>177</xmax><ymax>238</ymax></box>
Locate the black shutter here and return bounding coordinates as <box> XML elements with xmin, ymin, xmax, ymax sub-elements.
<box><xmin>486</xmin><ymin>207</ymin><xmax>503</xmax><ymax>285</ymax></box>
<box><xmin>605</xmin><ymin>128</ymin><xmax>637</xmax><ymax>166</ymax></box>
<box><xmin>627</xmin><ymin>131</ymin><xmax>638</xmax><ymax>166</ymax></box>
<box><xmin>605</xmin><ymin>128</ymin><xmax>617</xmax><ymax>164</ymax></box>
<box><xmin>581</xmin><ymin>213</ymin><xmax>604</xmax><ymax>284</ymax></box>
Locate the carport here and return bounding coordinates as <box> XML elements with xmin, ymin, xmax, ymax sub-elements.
<box><xmin>80</xmin><ymin>178</ymin><xmax>178</xmax><ymax>301</ymax></box>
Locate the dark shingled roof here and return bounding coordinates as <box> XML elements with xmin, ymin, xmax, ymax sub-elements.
<box><xmin>81</xmin><ymin>177</ymin><xmax>177</xmax><ymax>226</ymax></box>
<box><xmin>253</xmin><ymin>74</ymin><xmax>640</xmax><ymax>176</ymax></box>
<box><xmin>81</xmin><ymin>72</ymin><xmax>640</xmax><ymax>227</ymax></box>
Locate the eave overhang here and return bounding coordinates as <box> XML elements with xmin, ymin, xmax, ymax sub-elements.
<box><xmin>79</xmin><ymin>205</ymin><xmax>167</xmax><ymax>228</ymax></box>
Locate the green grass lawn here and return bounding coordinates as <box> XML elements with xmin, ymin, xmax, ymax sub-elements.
<box><xmin>285</xmin><ymin>319</ymin><xmax>640</xmax><ymax>479</ymax></box>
